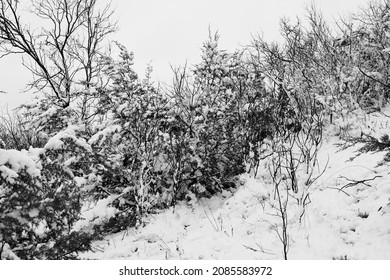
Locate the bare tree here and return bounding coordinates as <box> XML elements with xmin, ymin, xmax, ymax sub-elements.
<box><xmin>0</xmin><ymin>0</ymin><xmax>116</xmax><ymax>117</ymax></box>
<box><xmin>268</xmin><ymin>148</ymin><xmax>290</xmax><ymax>260</ymax></box>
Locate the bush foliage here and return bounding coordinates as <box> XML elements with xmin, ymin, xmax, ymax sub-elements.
<box><xmin>1</xmin><ymin>0</ymin><xmax>390</xmax><ymax>259</ymax></box>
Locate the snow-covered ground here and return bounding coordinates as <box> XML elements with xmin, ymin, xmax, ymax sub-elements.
<box><xmin>81</xmin><ymin>120</ymin><xmax>390</xmax><ymax>260</ymax></box>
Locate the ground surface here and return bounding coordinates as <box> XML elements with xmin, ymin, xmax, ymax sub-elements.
<box><xmin>81</xmin><ymin>120</ymin><xmax>390</xmax><ymax>260</ymax></box>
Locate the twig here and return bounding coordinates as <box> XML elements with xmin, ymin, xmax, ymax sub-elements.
<box><xmin>203</xmin><ymin>200</ymin><xmax>220</xmax><ymax>232</ymax></box>
<box><xmin>91</xmin><ymin>245</ymin><xmax>105</xmax><ymax>253</ymax></box>
<box><xmin>157</xmin><ymin>236</ymin><xmax>172</xmax><ymax>253</ymax></box>
<box><xmin>243</xmin><ymin>244</ymin><xmax>259</xmax><ymax>252</ymax></box>
<box><xmin>357</xmin><ymin>67</ymin><xmax>390</xmax><ymax>89</ymax></box>
<box><xmin>320</xmin><ymin>165</ymin><xmax>377</xmax><ymax>185</ymax></box>
<box><xmin>338</xmin><ymin>175</ymin><xmax>382</xmax><ymax>192</ymax></box>
<box><xmin>243</xmin><ymin>243</ymin><xmax>275</xmax><ymax>256</ymax></box>
<box><xmin>328</xmin><ymin>186</ymin><xmax>352</xmax><ymax>197</ymax></box>
<box><xmin>256</xmin><ymin>243</ymin><xmax>276</xmax><ymax>255</ymax></box>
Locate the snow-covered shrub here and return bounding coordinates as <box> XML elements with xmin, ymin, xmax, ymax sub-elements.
<box><xmin>0</xmin><ymin>69</ymin><xmax>122</xmax><ymax>258</ymax></box>
<box><xmin>0</xmin><ymin>125</ymin><xmax>98</xmax><ymax>259</ymax></box>
<box><xmin>20</xmin><ymin>97</ymin><xmax>76</xmax><ymax>139</ymax></box>
<box><xmin>347</xmin><ymin>1</ymin><xmax>390</xmax><ymax>111</ymax></box>
<box><xmin>165</xmin><ymin>34</ymin><xmax>252</xmax><ymax>198</ymax></box>
<box><xmin>0</xmin><ymin>149</ymin><xmax>42</xmax><ymax>259</ymax></box>
<box><xmin>85</xmin><ymin>38</ymin><xmax>254</xmax><ymax>227</ymax></box>
<box><xmin>86</xmin><ymin>44</ymin><xmax>173</xmax><ymax>227</ymax></box>
<box><xmin>340</xmin><ymin>132</ymin><xmax>390</xmax><ymax>164</ymax></box>
<box><xmin>321</xmin><ymin>1</ymin><xmax>390</xmax><ymax>124</ymax></box>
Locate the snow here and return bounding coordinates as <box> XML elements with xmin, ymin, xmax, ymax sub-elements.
<box><xmin>0</xmin><ymin>148</ymin><xmax>41</xmax><ymax>179</ymax></box>
<box><xmin>81</xmin><ymin>127</ymin><xmax>390</xmax><ymax>260</ymax></box>
<box><xmin>73</xmin><ymin>195</ymin><xmax>119</xmax><ymax>232</ymax></box>
<box><xmin>0</xmin><ymin>165</ymin><xmax>18</xmax><ymax>183</ymax></box>
<box><xmin>89</xmin><ymin>124</ymin><xmax>122</xmax><ymax>146</ymax></box>
<box><xmin>44</xmin><ymin>125</ymin><xmax>92</xmax><ymax>152</ymax></box>
<box><xmin>28</xmin><ymin>208</ymin><xmax>40</xmax><ymax>218</ymax></box>
<box><xmin>74</xmin><ymin>176</ymin><xmax>87</xmax><ymax>187</ymax></box>
<box><xmin>0</xmin><ymin>243</ymin><xmax>20</xmax><ymax>260</ymax></box>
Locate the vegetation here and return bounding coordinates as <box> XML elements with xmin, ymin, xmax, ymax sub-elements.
<box><xmin>1</xmin><ymin>0</ymin><xmax>389</xmax><ymax>259</ymax></box>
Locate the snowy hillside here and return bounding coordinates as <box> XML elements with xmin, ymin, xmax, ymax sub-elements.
<box><xmin>3</xmin><ymin>0</ymin><xmax>390</xmax><ymax>262</ymax></box>
<box><xmin>81</xmin><ymin>130</ymin><xmax>390</xmax><ymax>260</ymax></box>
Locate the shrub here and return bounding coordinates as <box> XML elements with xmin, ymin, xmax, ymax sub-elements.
<box><xmin>0</xmin><ymin>127</ymin><xmax>97</xmax><ymax>259</ymax></box>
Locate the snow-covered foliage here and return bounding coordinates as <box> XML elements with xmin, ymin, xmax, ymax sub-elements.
<box><xmin>0</xmin><ymin>131</ymin><xmax>95</xmax><ymax>259</ymax></box>
<box><xmin>346</xmin><ymin>1</ymin><xmax>390</xmax><ymax>111</ymax></box>
<box><xmin>80</xmin><ymin>138</ymin><xmax>390</xmax><ymax>260</ymax></box>
<box><xmin>2</xmin><ymin>0</ymin><xmax>390</xmax><ymax>260</ymax></box>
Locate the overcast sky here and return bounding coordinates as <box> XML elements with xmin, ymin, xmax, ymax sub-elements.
<box><xmin>0</xmin><ymin>0</ymin><xmax>369</xmax><ymax>110</ymax></box>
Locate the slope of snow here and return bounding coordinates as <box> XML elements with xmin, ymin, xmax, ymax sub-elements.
<box><xmin>81</xmin><ymin>130</ymin><xmax>390</xmax><ymax>260</ymax></box>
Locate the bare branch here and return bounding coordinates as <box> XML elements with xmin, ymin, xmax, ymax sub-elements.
<box><xmin>0</xmin><ymin>0</ymin><xmax>117</xmax><ymax>111</ymax></box>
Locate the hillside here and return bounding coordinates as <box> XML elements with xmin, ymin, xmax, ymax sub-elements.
<box><xmin>81</xmin><ymin>121</ymin><xmax>390</xmax><ymax>260</ymax></box>
<box><xmin>2</xmin><ymin>0</ymin><xmax>390</xmax><ymax>262</ymax></box>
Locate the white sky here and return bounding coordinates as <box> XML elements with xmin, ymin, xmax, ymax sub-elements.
<box><xmin>0</xmin><ymin>0</ymin><xmax>369</xmax><ymax>110</ymax></box>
